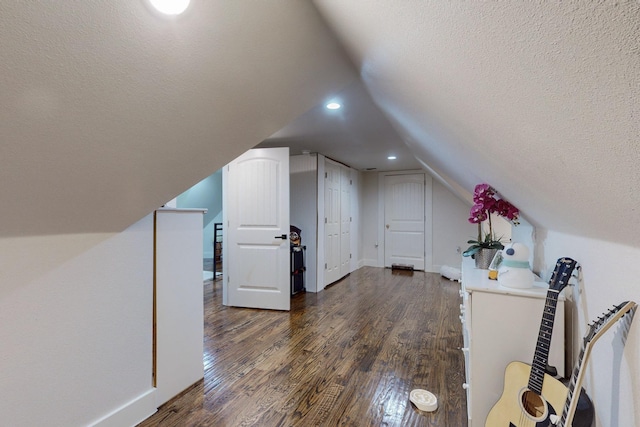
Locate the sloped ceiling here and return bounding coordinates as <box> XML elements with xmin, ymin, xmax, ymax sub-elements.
<box><xmin>0</xmin><ymin>0</ymin><xmax>356</xmax><ymax>236</ymax></box>
<box><xmin>3</xmin><ymin>1</ymin><xmax>639</xmax><ymax>248</ymax></box>
<box><xmin>258</xmin><ymin>79</ymin><xmax>423</xmax><ymax>172</ymax></box>
<box><xmin>314</xmin><ymin>1</ymin><xmax>640</xmax><ymax>247</ymax></box>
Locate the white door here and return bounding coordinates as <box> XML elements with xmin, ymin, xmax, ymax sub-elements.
<box><xmin>340</xmin><ymin>166</ymin><xmax>351</xmax><ymax>277</ymax></box>
<box><xmin>384</xmin><ymin>173</ymin><xmax>425</xmax><ymax>270</ymax></box>
<box><xmin>324</xmin><ymin>160</ymin><xmax>341</xmax><ymax>285</ymax></box>
<box><xmin>224</xmin><ymin>147</ymin><xmax>290</xmax><ymax>311</ymax></box>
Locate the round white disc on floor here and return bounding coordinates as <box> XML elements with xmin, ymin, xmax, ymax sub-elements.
<box><xmin>409</xmin><ymin>389</ymin><xmax>438</xmax><ymax>412</ymax></box>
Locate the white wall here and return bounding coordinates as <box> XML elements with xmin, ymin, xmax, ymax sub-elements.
<box><xmin>0</xmin><ymin>216</ymin><xmax>155</xmax><ymax>427</ymax></box>
<box><xmin>534</xmin><ymin>231</ymin><xmax>640</xmax><ymax>427</ymax></box>
<box><xmin>361</xmin><ymin>172</ymin><xmax>380</xmax><ymax>266</ymax></box>
<box><xmin>432</xmin><ymin>179</ymin><xmax>478</xmax><ymax>269</ymax></box>
<box><xmin>177</xmin><ymin>170</ymin><xmax>223</xmax><ymax>258</ymax></box>
<box><xmin>290</xmin><ymin>154</ymin><xmax>319</xmax><ymax>292</ymax></box>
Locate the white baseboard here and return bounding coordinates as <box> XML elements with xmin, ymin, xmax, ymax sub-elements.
<box><xmin>90</xmin><ymin>388</ymin><xmax>157</xmax><ymax>427</ymax></box>
<box><xmin>362</xmin><ymin>258</ymin><xmax>379</xmax><ymax>267</ymax></box>
<box><xmin>426</xmin><ymin>264</ymin><xmax>439</xmax><ymax>274</ymax></box>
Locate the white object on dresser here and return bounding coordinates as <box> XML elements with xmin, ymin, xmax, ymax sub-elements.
<box><xmin>459</xmin><ymin>257</ymin><xmax>566</xmax><ymax>427</ymax></box>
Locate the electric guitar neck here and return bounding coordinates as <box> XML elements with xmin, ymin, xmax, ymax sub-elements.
<box><xmin>558</xmin><ymin>301</ymin><xmax>637</xmax><ymax>426</ymax></box>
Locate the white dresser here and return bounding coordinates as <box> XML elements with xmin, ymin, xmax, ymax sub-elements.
<box><xmin>459</xmin><ymin>257</ymin><xmax>566</xmax><ymax>427</ymax></box>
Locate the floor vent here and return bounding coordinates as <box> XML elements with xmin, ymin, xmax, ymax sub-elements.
<box><xmin>391</xmin><ymin>263</ymin><xmax>414</xmax><ymax>271</ymax></box>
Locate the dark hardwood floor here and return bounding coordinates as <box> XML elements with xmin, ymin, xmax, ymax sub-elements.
<box><xmin>138</xmin><ymin>267</ymin><xmax>467</xmax><ymax>426</ymax></box>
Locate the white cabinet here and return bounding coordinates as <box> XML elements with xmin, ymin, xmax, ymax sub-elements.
<box><xmin>459</xmin><ymin>257</ymin><xmax>565</xmax><ymax>427</ymax></box>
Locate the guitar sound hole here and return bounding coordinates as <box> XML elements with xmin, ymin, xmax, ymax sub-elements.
<box><xmin>521</xmin><ymin>390</ymin><xmax>546</xmax><ymax>419</ymax></box>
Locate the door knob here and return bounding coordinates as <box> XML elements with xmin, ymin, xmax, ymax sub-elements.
<box><xmin>386</xmin><ymin>224</ymin><xmax>390</xmax><ymax>229</ymax></box>
<box><xmin>274</xmin><ymin>234</ymin><xmax>287</xmax><ymax>239</ymax></box>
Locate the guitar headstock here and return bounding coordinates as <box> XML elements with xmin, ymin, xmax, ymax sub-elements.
<box><xmin>548</xmin><ymin>257</ymin><xmax>579</xmax><ymax>293</ymax></box>
<box><xmin>584</xmin><ymin>301</ymin><xmax>638</xmax><ymax>344</ymax></box>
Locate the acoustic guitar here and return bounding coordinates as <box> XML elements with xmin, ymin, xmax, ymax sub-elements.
<box><xmin>555</xmin><ymin>300</ymin><xmax>637</xmax><ymax>426</ymax></box>
<box><xmin>485</xmin><ymin>258</ymin><xmax>578</xmax><ymax>427</ymax></box>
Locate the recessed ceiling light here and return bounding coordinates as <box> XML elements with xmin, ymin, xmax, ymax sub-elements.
<box><xmin>148</xmin><ymin>0</ymin><xmax>190</xmax><ymax>15</ymax></box>
<box><xmin>326</xmin><ymin>102</ymin><xmax>341</xmax><ymax>110</ymax></box>
<box><xmin>388</xmin><ymin>156</ymin><xmax>397</xmax><ymax>160</ymax></box>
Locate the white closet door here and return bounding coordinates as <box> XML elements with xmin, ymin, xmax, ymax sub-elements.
<box><xmin>340</xmin><ymin>165</ymin><xmax>351</xmax><ymax>277</ymax></box>
<box><xmin>324</xmin><ymin>161</ymin><xmax>341</xmax><ymax>285</ymax></box>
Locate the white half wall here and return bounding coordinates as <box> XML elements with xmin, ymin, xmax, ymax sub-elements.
<box><xmin>535</xmin><ymin>230</ymin><xmax>640</xmax><ymax>427</ymax></box>
<box><xmin>154</xmin><ymin>209</ymin><xmax>205</xmax><ymax>407</ymax></box>
<box><xmin>0</xmin><ymin>215</ymin><xmax>155</xmax><ymax>427</ymax></box>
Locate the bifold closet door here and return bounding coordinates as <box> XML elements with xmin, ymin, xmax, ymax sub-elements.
<box><xmin>324</xmin><ymin>161</ymin><xmax>341</xmax><ymax>285</ymax></box>
<box><xmin>340</xmin><ymin>166</ymin><xmax>351</xmax><ymax>278</ymax></box>
<box><xmin>324</xmin><ymin>160</ymin><xmax>352</xmax><ymax>286</ymax></box>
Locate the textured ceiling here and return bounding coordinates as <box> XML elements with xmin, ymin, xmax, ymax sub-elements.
<box><xmin>2</xmin><ymin>1</ymin><xmax>639</xmax><ymax>248</ymax></box>
<box><xmin>314</xmin><ymin>0</ymin><xmax>640</xmax><ymax>246</ymax></box>
<box><xmin>0</xmin><ymin>0</ymin><xmax>356</xmax><ymax>236</ymax></box>
<box><xmin>258</xmin><ymin>79</ymin><xmax>422</xmax><ymax>171</ymax></box>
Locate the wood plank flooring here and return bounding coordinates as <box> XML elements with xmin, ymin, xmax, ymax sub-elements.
<box><xmin>137</xmin><ymin>267</ymin><xmax>467</xmax><ymax>426</ymax></box>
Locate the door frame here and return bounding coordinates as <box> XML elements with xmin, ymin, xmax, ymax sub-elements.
<box><xmin>222</xmin><ymin>147</ymin><xmax>290</xmax><ymax>310</ymax></box>
<box><xmin>377</xmin><ymin>170</ymin><xmax>434</xmax><ymax>272</ymax></box>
